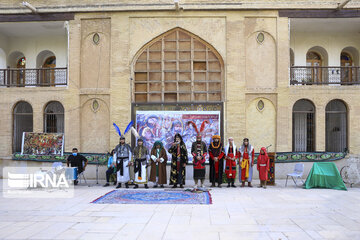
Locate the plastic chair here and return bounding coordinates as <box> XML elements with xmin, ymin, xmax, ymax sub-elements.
<box><xmin>52</xmin><ymin>162</ymin><xmax>63</xmax><ymax>172</ymax></box>
<box><xmin>78</xmin><ymin>171</ymin><xmax>88</xmax><ymax>185</ymax></box>
<box><xmin>285</xmin><ymin>163</ymin><xmax>305</xmax><ymax>187</ymax></box>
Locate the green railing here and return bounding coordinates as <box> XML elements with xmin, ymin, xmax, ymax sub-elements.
<box><xmin>12</xmin><ymin>151</ymin><xmax>347</xmax><ymax>165</ymax></box>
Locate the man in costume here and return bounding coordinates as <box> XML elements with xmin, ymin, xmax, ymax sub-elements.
<box><xmin>257</xmin><ymin>147</ymin><xmax>270</xmax><ymax>189</ymax></box>
<box><xmin>67</xmin><ymin>148</ymin><xmax>88</xmax><ymax>185</ymax></box>
<box><xmin>114</xmin><ymin>136</ymin><xmax>132</xmax><ymax>188</ymax></box>
<box><xmin>225</xmin><ymin>137</ymin><xmax>238</xmax><ymax>188</ymax></box>
<box><xmin>208</xmin><ymin>135</ymin><xmax>225</xmax><ymax>188</ymax></box>
<box><xmin>149</xmin><ymin>141</ymin><xmax>168</xmax><ymax>188</ymax></box>
<box><xmin>133</xmin><ymin>138</ymin><xmax>149</xmax><ymax>189</ymax></box>
<box><xmin>188</xmin><ymin>121</ymin><xmax>208</xmax><ymax>190</ymax></box>
<box><xmin>239</xmin><ymin>138</ymin><xmax>255</xmax><ymax>187</ymax></box>
<box><xmin>168</xmin><ymin>133</ymin><xmax>188</xmax><ymax>188</ymax></box>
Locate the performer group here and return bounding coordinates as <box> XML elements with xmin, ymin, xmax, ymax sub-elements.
<box><xmin>100</xmin><ymin>121</ymin><xmax>270</xmax><ymax>189</ymax></box>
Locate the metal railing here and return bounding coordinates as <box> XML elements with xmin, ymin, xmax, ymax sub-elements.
<box><xmin>290</xmin><ymin>66</ymin><xmax>360</xmax><ymax>85</ymax></box>
<box><xmin>0</xmin><ymin>68</ymin><xmax>67</xmax><ymax>87</ymax></box>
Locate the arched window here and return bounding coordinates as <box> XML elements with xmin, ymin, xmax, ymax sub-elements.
<box><xmin>292</xmin><ymin>99</ymin><xmax>315</xmax><ymax>152</ymax></box>
<box><xmin>326</xmin><ymin>100</ymin><xmax>347</xmax><ymax>152</ymax></box>
<box><xmin>306</xmin><ymin>51</ymin><xmax>322</xmax><ymax>83</ymax></box>
<box><xmin>13</xmin><ymin>101</ymin><xmax>33</xmax><ymax>153</ymax></box>
<box><xmin>133</xmin><ymin>28</ymin><xmax>223</xmax><ymax>103</ymax></box>
<box><xmin>44</xmin><ymin>101</ymin><xmax>64</xmax><ymax>133</ymax></box>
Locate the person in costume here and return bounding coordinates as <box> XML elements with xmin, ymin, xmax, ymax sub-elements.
<box><xmin>114</xmin><ymin>136</ymin><xmax>132</xmax><ymax>188</ymax></box>
<box><xmin>112</xmin><ymin>122</ymin><xmax>135</xmax><ymax>189</ymax></box>
<box><xmin>225</xmin><ymin>137</ymin><xmax>239</xmax><ymax>188</ymax></box>
<box><xmin>149</xmin><ymin>141</ymin><xmax>168</xmax><ymax>188</ymax></box>
<box><xmin>239</xmin><ymin>138</ymin><xmax>255</xmax><ymax>187</ymax></box>
<box><xmin>188</xmin><ymin>120</ymin><xmax>208</xmax><ymax>190</ymax></box>
<box><xmin>257</xmin><ymin>147</ymin><xmax>270</xmax><ymax>189</ymax></box>
<box><xmin>168</xmin><ymin>133</ymin><xmax>188</xmax><ymax>188</ymax></box>
<box><xmin>208</xmin><ymin>135</ymin><xmax>225</xmax><ymax>188</ymax></box>
<box><xmin>132</xmin><ymin>138</ymin><xmax>149</xmax><ymax>188</ymax></box>
<box><xmin>103</xmin><ymin>149</ymin><xmax>116</xmax><ymax>187</ymax></box>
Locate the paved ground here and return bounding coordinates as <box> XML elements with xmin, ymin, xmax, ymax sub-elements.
<box><xmin>0</xmin><ymin>179</ymin><xmax>360</xmax><ymax>240</ymax></box>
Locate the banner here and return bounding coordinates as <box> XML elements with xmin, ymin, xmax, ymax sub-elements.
<box><xmin>21</xmin><ymin>132</ymin><xmax>64</xmax><ymax>156</ymax></box>
<box><xmin>136</xmin><ymin>111</ymin><xmax>220</xmax><ymax>161</ymax></box>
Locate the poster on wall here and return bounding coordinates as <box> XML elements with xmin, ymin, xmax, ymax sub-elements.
<box><xmin>136</xmin><ymin>111</ymin><xmax>221</xmax><ymax>162</ymax></box>
<box><xmin>21</xmin><ymin>132</ymin><xmax>65</xmax><ymax>156</ymax></box>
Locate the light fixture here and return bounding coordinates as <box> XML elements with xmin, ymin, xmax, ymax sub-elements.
<box><xmin>22</xmin><ymin>1</ymin><xmax>37</xmax><ymax>13</ymax></box>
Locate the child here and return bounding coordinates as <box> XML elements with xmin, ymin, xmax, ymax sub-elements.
<box><xmin>257</xmin><ymin>147</ymin><xmax>270</xmax><ymax>188</ymax></box>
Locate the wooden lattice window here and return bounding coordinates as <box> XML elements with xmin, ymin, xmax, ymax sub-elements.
<box><xmin>133</xmin><ymin>28</ymin><xmax>223</xmax><ymax>103</ymax></box>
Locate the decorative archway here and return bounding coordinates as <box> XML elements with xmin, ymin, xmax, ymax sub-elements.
<box><xmin>132</xmin><ymin>28</ymin><xmax>224</xmax><ymax>103</ymax></box>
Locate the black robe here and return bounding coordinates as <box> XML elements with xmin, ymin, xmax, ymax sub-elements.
<box><xmin>168</xmin><ymin>142</ymin><xmax>188</xmax><ymax>185</ymax></box>
<box><xmin>208</xmin><ymin>142</ymin><xmax>225</xmax><ymax>184</ymax></box>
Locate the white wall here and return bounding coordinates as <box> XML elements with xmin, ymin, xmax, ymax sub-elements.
<box><xmin>0</xmin><ymin>34</ymin><xmax>8</xmax><ymax>68</ymax></box>
<box><xmin>0</xmin><ymin>33</ymin><xmax>67</xmax><ymax>68</ymax></box>
<box><xmin>290</xmin><ymin>31</ymin><xmax>360</xmax><ymax>66</ymax></box>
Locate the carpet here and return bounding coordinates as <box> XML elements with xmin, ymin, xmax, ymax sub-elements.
<box><xmin>91</xmin><ymin>190</ymin><xmax>212</xmax><ymax>204</ymax></box>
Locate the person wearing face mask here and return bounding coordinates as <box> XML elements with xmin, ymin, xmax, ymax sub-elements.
<box><xmin>67</xmin><ymin>148</ymin><xmax>88</xmax><ymax>185</ymax></box>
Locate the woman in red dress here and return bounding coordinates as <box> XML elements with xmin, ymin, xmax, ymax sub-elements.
<box><xmin>257</xmin><ymin>147</ymin><xmax>270</xmax><ymax>189</ymax></box>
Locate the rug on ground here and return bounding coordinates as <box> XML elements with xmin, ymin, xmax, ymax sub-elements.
<box><xmin>91</xmin><ymin>189</ymin><xmax>212</xmax><ymax>204</ymax></box>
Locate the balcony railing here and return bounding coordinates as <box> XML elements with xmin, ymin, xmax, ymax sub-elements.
<box><xmin>290</xmin><ymin>66</ymin><xmax>360</xmax><ymax>85</ymax></box>
<box><xmin>0</xmin><ymin>68</ymin><xmax>67</xmax><ymax>87</ymax></box>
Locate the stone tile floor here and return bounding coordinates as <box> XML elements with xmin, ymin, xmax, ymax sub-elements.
<box><xmin>0</xmin><ymin>179</ymin><xmax>359</xmax><ymax>240</ymax></box>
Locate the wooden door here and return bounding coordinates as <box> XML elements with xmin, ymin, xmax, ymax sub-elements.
<box><xmin>16</xmin><ymin>57</ymin><xmax>26</xmax><ymax>86</ymax></box>
<box><xmin>341</xmin><ymin>52</ymin><xmax>353</xmax><ymax>83</ymax></box>
<box><xmin>42</xmin><ymin>56</ymin><xmax>56</xmax><ymax>86</ymax></box>
<box><xmin>306</xmin><ymin>52</ymin><xmax>322</xmax><ymax>83</ymax></box>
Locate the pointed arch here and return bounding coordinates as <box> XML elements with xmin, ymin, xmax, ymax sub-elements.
<box><xmin>131</xmin><ymin>27</ymin><xmax>224</xmax><ymax>103</ymax></box>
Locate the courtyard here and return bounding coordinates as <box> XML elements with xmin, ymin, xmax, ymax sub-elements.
<box><xmin>0</xmin><ymin>179</ymin><xmax>359</xmax><ymax>240</ymax></box>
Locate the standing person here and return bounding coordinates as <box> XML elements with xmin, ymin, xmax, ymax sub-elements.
<box><xmin>114</xmin><ymin>136</ymin><xmax>132</xmax><ymax>189</ymax></box>
<box><xmin>168</xmin><ymin>133</ymin><xmax>188</xmax><ymax>188</ymax></box>
<box><xmin>225</xmin><ymin>137</ymin><xmax>238</xmax><ymax>188</ymax></box>
<box><xmin>208</xmin><ymin>135</ymin><xmax>225</xmax><ymax>188</ymax></box>
<box><xmin>149</xmin><ymin>141</ymin><xmax>168</xmax><ymax>188</ymax></box>
<box><xmin>67</xmin><ymin>148</ymin><xmax>88</xmax><ymax>185</ymax></box>
<box><xmin>257</xmin><ymin>147</ymin><xmax>270</xmax><ymax>189</ymax></box>
<box><xmin>103</xmin><ymin>149</ymin><xmax>116</xmax><ymax>187</ymax></box>
<box><xmin>188</xmin><ymin>120</ymin><xmax>208</xmax><ymax>190</ymax></box>
<box><xmin>191</xmin><ymin>135</ymin><xmax>207</xmax><ymax>190</ymax></box>
<box><xmin>239</xmin><ymin>138</ymin><xmax>255</xmax><ymax>187</ymax></box>
<box><xmin>133</xmin><ymin>138</ymin><xmax>149</xmax><ymax>189</ymax></box>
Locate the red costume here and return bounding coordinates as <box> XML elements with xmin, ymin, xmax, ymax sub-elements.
<box><xmin>257</xmin><ymin>147</ymin><xmax>270</xmax><ymax>181</ymax></box>
<box><xmin>225</xmin><ymin>144</ymin><xmax>239</xmax><ymax>179</ymax></box>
